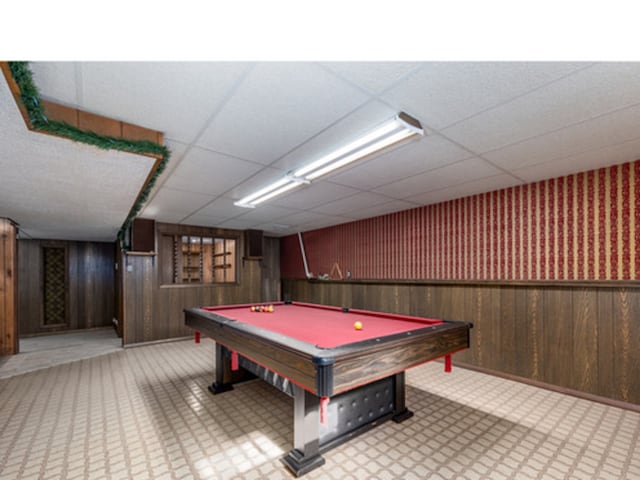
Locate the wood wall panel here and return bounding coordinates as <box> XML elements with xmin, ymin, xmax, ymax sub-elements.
<box><xmin>627</xmin><ymin>291</ymin><xmax>640</xmax><ymax>403</ymax></box>
<box><xmin>18</xmin><ymin>240</ymin><xmax>115</xmax><ymax>335</ymax></box>
<box><xmin>282</xmin><ymin>279</ymin><xmax>640</xmax><ymax>406</ymax></box>
<box><xmin>17</xmin><ymin>240</ymin><xmax>41</xmax><ymax>335</ymax></box>
<box><xmin>120</xmin><ymin>223</ymin><xmax>279</xmax><ymax>345</ymax></box>
<box><xmin>0</xmin><ymin>218</ymin><xmax>18</xmax><ymax>355</ymax></box>
<box><xmin>573</xmin><ymin>288</ymin><xmax>598</xmax><ymax>394</ymax></box>
<box><xmin>262</xmin><ymin>237</ymin><xmax>281</xmax><ymax>302</ymax></box>
<box><xmin>612</xmin><ymin>289</ymin><xmax>640</xmax><ymax>403</ymax></box>
<box><xmin>542</xmin><ymin>288</ymin><xmax>572</xmax><ymax>388</ymax></box>
<box><xmin>498</xmin><ymin>287</ymin><xmax>517</xmax><ymax>375</ymax></box>
<box><xmin>596</xmin><ymin>289</ymin><xmax>614</xmax><ymax>399</ymax></box>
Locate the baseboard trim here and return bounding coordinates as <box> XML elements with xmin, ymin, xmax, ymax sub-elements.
<box><xmin>123</xmin><ymin>336</ymin><xmax>192</xmax><ymax>349</ymax></box>
<box><xmin>20</xmin><ymin>326</ymin><xmax>114</xmax><ymax>338</ymax></box>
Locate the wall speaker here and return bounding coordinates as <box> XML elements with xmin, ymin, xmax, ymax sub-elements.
<box><xmin>245</xmin><ymin>229</ymin><xmax>263</xmax><ymax>259</ymax></box>
<box><xmin>130</xmin><ymin>218</ymin><xmax>155</xmax><ymax>252</ymax></box>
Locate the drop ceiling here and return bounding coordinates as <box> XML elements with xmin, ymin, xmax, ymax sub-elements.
<box><xmin>2</xmin><ymin>61</ymin><xmax>640</xmax><ymax>241</ymax></box>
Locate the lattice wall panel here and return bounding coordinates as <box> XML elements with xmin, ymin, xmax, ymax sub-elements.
<box><xmin>43</xmin><ymin>247</ymin><xmax>66</xmax><ymax>325</ymax></box>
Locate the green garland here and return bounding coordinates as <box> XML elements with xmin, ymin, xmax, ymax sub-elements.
<box><xmin>8</xmin><ymin>61</ymin><xmax>171</xmax><ymax>247</ymax></box>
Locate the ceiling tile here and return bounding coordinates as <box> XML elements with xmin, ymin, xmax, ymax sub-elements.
<box><xmin>234</xmin><ymin>204</ymin><xmax>299</xmax><ymax>223</ymax></box>
<box><xmin>164</xmin><ymin>146</ymin><xmax>263</xmax><ymax>196</ymax></box>
<box><xmin>300</xmin><ymin>216</ymin><xmax>353</xmax><ymax>231</ymax></box>
<box><xmin>405</xmin><ymin>174</ymin><xmax>521</xmax><ymax>205</ymax></box>
<box><xmin>484</xmin><ymin>103</ymin><xmax>640</xmax><ymax>170</ymax></box>
<box><xmin>269</xmin><ymin>182</ymin><xmax>360</xmax><ymax>210</ymax></box>
<box><xmin>144</xmin><ymin>211</ymin><xmax>187</xmax><ymax>224</ymax></box>
<box><xmin>79</xmin><ymin>62</ymin><xmax>251</xmax><ymax>143</ymax></box>
<box><xmin>373</xmin><ymin>157</ymin><xmax>503</xmax><ymax>199</ymax></box>
<box><xmin>381</xmin><ymin>62</ymin><xmax>589</xmax><ymax>130</ymax></box>
<box><xmin>195</xmin><ymin>62</ymin><xmax>370</xmax><ymax>164</ymax></box>
<box><xmin>328</xmin><ymin>133</ymin><xmax>473</xmax><ymax>189</ymax></box>
<box><xmin>30</xmin><ymin>62</ymin><xmax>79</xmax><ymax>106</ymax></box>
<box><xmin>145</xmin><ymin>138</ymin><xmax>191</xmax><ymax>198</ymax></box>
<box><xmin>443</xmin><ymin>62</ymin><xmax>640</xmax><ymax>154</ymax></box>
<box><xmin>512</xmin><ymin>137</ymin><xmax>640</xmax><ymax>183</ymax></box>
<box><xmin>321</xmin><ymin>62</ymin><xmax>422</xmax><ymax>95</ymax></box>
<box><xmin>179</xmin><ymin>213</ymin><xmax>229</xmax><ymax>228</ymax></box>
<box><xmin>347</xmin><ymin>200</ymin><xmax>420</xmax><ymax>220</ymax></box>
<box><xmin>310</xmin><ymin>192</ymin><xmax>394</xmax><ymax>216</ymax></box>
<box><xmin>253</xmin><ymin>223</ymin><xmax>295</xmax><ymax>236</ymax></box>
<box><xmin>163</xmin><ymin>138</ymin><xmax>191</xmax><ymax>162</ymax></box>
<box><xmin>143</xmin><ymin>186</ymin><xmax>215</xmax><ymax>220</ymax></box>
<box><xmin>276</xmin><ymin>211</ymin><xmax>350</xmax><ymax>230</ymax></box>
<box><xmin>218</xmin><ymin>218</ymin><xmax>263</xmax><ymax>230</ymax></box>
<box><xmin>191</xmin><ymin>197</ymin><xmax>248</xmax><ymax>219</ymax></box>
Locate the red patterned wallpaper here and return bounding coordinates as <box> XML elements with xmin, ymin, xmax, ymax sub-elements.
<box><xmin>280</xmin><ymin>159</ymin><xmax>640</xmax><ymax>281</ymax></box>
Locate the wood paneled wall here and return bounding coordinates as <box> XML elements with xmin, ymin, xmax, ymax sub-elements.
<box><xmin>18</xmin><ymin>240</ymin><xmax>115</xmax><ymax>335</ymax></box>
<box><xmin>0</xmin><ymin>218</ymin><xmax>18</xmax><ymax>355</ymax></box>
<box><xmin>120</xmin><ymin>223</ymin><xmax>281</xmax><ymax>345</ymax></box>
<box><xmin>262</xmin><ymin>237</ymin><xmax>281</xmax><ymax>302</ymax></box>
<box><xmin>282</xmin><ymin>279</ymin><xmax>640</xmax><ymax>406</ymax></box>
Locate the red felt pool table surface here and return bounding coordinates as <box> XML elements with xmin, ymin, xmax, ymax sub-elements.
<box><xmin>201</xmin><ymin>302</ymin><xmax>443</xmax><ymax>348</ymax></box>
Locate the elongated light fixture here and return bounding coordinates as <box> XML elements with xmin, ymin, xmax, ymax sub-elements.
<box><xmin>234</xmin><ymin>112</ymin><xmax>423</xmax><ymax>208</ymax></box>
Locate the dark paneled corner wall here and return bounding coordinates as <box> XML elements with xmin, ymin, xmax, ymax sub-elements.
<box><xmin>282</xmin><ymin>279</ymin><xmax>640</xmax><ymax>406</ymax></box>
<box><xmin>119</xmin><ymin>223</ymin><xmax>280</xmax><ymax>345</ymax></box>
<box><xmin>18</xmin><ymin>240</ymin><xmax>115</xmax><ymax>335</ymax></box>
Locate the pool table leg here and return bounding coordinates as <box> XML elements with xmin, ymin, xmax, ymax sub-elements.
<box><xmin>281</xmin><ymin>385</ymin><xmax>326</xmax><ymax>477</ymax></box>
<box><xmin>207</xmin><ymin>344</ymin><xmax>257</xmax><ymax>394</ymax></box>
<box><xmin>208</xmin><ymin>344</ymin><xmax>236</xmax><ymax>394</ymax></box>
<box><xmin>392</xmin><ymin>372</ymin><xmax>414</xmax><ymax>423</ymax></box>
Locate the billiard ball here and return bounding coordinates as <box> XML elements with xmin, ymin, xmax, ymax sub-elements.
<box><xmin>354</xmin><ymin>321</ymin><xmax>363</xmax><ymax>330</ymax></box>
<box><xmin>266</xmin><ymin>305</ymin><xmax>274</xmax><ymax>313</ymax></box>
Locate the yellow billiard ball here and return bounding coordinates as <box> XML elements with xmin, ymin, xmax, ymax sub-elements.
<box><xmin>354</xmin><ymin>321</ymin><xmax>363</xmax><ymax>330</ymax></box>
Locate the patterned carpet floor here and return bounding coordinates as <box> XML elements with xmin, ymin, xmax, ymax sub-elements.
<box><xmin>0</xmin><ymin>338</ymin><xmax>639</xmax><ymax>479</ymax></box>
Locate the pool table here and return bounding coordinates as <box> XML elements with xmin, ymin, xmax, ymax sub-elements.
<box><xmin>184</xmin><ymin>301</ymin><xmax>471</xmax><ymax>477</ymax></box>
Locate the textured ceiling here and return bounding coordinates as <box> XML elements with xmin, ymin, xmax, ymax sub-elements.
<box><xmin>4</xmin><ymin>61</ymin><xmax>640</xmax><ymax>240</ymax></box>
<box><xmin>0</xmin><ymin>76</ymin><xmax>155</xmax><ymax>241</ymax></box>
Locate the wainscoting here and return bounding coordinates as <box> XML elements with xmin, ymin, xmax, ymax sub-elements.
<box><xmin>119</xmin><ymin>223</ymin><xmax>281</xmax><ymax>345</ymax></box>
<box><xmin>282</xmin><ymin>278</ymin><xmax>640</xmax><ymax>406</ymax></box>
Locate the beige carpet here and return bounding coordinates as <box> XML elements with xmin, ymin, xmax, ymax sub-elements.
<box><xmin>0</xmin><ymin>339</ymin><xmax>638</xmax><ymax>479</ymax></box>
<box><xmin>0</xmin><ymin>328</ymin><xmax>121</xmax><ymax>379</ymax></box>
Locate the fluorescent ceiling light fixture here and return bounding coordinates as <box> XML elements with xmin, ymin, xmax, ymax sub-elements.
<box><xmin>234</xmin><ymin>112</ymin><xmax>423</xmax><ymax>208</ymax></box>
<box><xmin>246</xmin><ymin>179</ymin><xmax>302</xmax><ymax>206</ymax></box>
